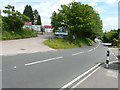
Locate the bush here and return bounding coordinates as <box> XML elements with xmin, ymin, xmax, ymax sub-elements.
<box><xmin>2</xmin><ymin>29</ymin><xmax>38</xmax><ymax>40</ymax></box>
<box><xmin>2</xmin><ymin>31</ymin><xmax>13</xmax><ymax>40</ymax></box>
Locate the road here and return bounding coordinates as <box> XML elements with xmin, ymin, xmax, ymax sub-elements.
<box><xmin>2</xmin><ymin>41</ymin><xmax>117</xmax><ymax>88</ymax></box>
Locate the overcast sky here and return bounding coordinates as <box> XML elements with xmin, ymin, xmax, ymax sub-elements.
<box><xmin>0</xmin><ymin>0</ymin><xmax>119</xmax><ymax>31</ymax></box>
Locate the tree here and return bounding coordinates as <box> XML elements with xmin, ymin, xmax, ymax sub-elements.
<box><xmin>102</xmin><ymin>30</ymin><xmax>118</xmax><ymax>44</ymax></box>
<box><xmin>33</xmin><ymin>9</ymin><xmax>42</xmax><ymax>25</ymax></box>
<box><xmin>23</xmin><ymin>5</ymin><xmax>34</xmax><ymax>24</ymax></box>
<box><xmin>37</xmin><ymin>15</ymin><xmax>42</xmax><ymax>25</ymax></box>
<box><xmin>51</xmin><ymin>1</ymin><xmax>103</xmax><ymax>40</ymax></box>
<box><xmin>2</xmin><ymin>5</ymin><xmax>30</xmax><ymax>31</ymax></box>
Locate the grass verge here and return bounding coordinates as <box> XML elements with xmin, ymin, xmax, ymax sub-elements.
<box><xmin>2</xmin><ymin>28</ymin><xmax>38</xmax><ymax>40</ymax></box>
<box><xmin>44</xmin><ymin>38</ymin><xmax>94</xmax><ymax>49</ymax></box>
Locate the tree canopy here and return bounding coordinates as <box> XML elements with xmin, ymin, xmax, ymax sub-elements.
<box><xmin>23</xmin><ymin>5</ymin><xmax>34</xmax><ymax>24</ymax></box>
<box><xmin>2</xmin><ymin>5</ymin><xmax>30</xmax><ymax>31</ymax></box>
<box><xmin>33</xmin><ymin>9</ymin><xmax>42</xmax><ymax>25</ymax></box>
<box><xmin>51</xmin><ymin>1</ymin><xmax>103</xmax><ymax>40</ymax></box>
<box><xmin>102</xmin><ymin>30</ymin><xmax>118</xmax><ymax>43</ymax></box>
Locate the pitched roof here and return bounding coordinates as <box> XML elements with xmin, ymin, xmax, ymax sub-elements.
<box><xmin>24</xmin><ymin>22</ymin><xmax>32</xmax><ymax>25</ymax></box>
<box><xmin>44</xmin><ymin>25</ymin><xmax>53</xmax><ymax>28</ymax></box>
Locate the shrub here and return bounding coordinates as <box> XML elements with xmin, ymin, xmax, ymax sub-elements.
<box><xmin>2</xmin><ymin>29</ymin><xmax>38</xmax><ymax>40</ymax></box>
<box><xmin>2</xmin><ymin>31</ymin><xmax>13</xmax><ymax>40</ymax></box>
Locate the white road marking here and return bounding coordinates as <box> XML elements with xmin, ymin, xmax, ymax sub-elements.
<box><xmin>14</xmin><ymin>66</ymin><xmax>17</xmax><ymax>69</ymax></box>
<box><xmin>71</xmin><ymin>66</ymin><xmax>101</xmax><ymax>89</ymax></box>
<box><xmin>60</xmin><ymin>63</ymin><xmax>101</xmax><ymax>89</ymax></box>
<box><xmin>72</xmin><ymin>52</ymin><xmax>84</xmax><ymax>56</ymax></box>
<box><xmin>72</xmin><ymin>42</ymin><xmax>100</xmax><ymax>56</ymax></box>
<box><xmin>89</xmin><ymin>42</ymin><xmax>100</xmax><ymax>52</ymax></box>
<box><xmin>25</xmin><ymin>56</ymin><xmax>63</xmax><ymax>66</ymax></box>
<box><xmin>109</xmin><ymin>60</ymin><xmax>119</xmax><ymax>64</ymax></box>
<box><xmin>108</xmin><ymin>48</ymin><xmax>118</xmax><ymax>60</ymax></box>
<box><xmin>88</xmin><ymin>49</ymin><xmax>93</xmax><ymax>52</ymax></box>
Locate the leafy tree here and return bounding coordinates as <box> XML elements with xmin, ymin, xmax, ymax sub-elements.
<box><xmin>51</xmin><ymin>1</ymin><xmax>103</xmax><ymax>40</ymax></box>
<box><xmin>102</xmin><ymin>30</ymin><xmax>118</xmax><ymax>45</ymax></box>
<box><xmin>33</xmin><ymin>9</ymin><xmax>42</xmax><ymax>25</ymax></box>
<box><xmin>23</xmin><ymin>5</ymin><xmax>34</xmax><ymax>24</ymax></box>
<box><xmin>2</xmin><ymin>5</ymin><xmax>30</xmax><ymax>31</ymax></box>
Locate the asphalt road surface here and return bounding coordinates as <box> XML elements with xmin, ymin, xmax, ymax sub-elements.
<box><xmin>2</xmin><ymin>41</ymin><xmax>116</xmax><ymax>88</ymax></box>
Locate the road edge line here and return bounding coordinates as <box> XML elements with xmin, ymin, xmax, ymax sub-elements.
<box><xmin>71</xmin><ymin>66</ymin><xmax>101</xmax><ymax>88</ymax></box>
<box><xmin>60</xmin><ymin>63</ymin><xmax>101</xmax><ymax>89</ymax></box>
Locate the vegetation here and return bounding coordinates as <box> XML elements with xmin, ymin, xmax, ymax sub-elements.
<box><xmin>102</xmin><ymin>30</ymin><xmax>119</xmax><ymax>47</ymax></box>
<box><xmin>23</xmin><ymin>5</ymin><xmax>34</xmax><ymax>24</ymax></box>
<box><xmin>0</xmin><ymin>9</ymin><xmax>2</xmax><ymax>31</ymax></box>
<box><xmin>2</xmin><ymin>28</ymin><xmax>37</xmax><ymax>40</ymax></box>
<box><xmin>33</xmin><ymin>9</ymin><xmax>42</xmax><ymax>25</ymax></box>
<box><xmin>1</xmin><ymin>5</ymin><xmax>38</xmax><ymax>40</ymax></box>
<box><xmin>23</xmin><ymin>5</ymin><xmax>42</xmax><ymax>25</ymax></box>
<box><xmin>51</xmin><ymin>1</ymin><xmax>103</xmax><ymax>41</ymax></box>
<box><xmin>44</xmin><ymin>38</ymin><xmax>94</xmax><ymax>49</ymax></box>
<box><xmin>47</xmin><ymin>1</ymin><xmax>101</xmax><ymax>49</ymax></box>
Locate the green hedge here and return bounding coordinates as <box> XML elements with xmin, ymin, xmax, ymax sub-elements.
<box><xmin>2</xmin><ymin>28</ymin><xmax>38</xmax><ymax>40</ymax></box>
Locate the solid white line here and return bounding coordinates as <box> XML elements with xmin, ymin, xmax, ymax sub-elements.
<box><xmin>108</xmin><ymin>48</ymin><xmax>118</xmax><ymax>60</ymax></box>
<box><xmin>109</xmin><ymin>60</ymin><xmax>119</xmax><ymax>64</ymax></box>
<box><xmin>72</xmin><ymin>52</ymin><xmax>84</xmax><ymax>56</ymax></box>
<box><xmin>71</xmin><ymin>66</ymin><xmax>101</xmax><ymax>88</ymax></box>
<box><xmin>25</xmin><ymin>56</ymin><xmax>63</xmax><ymax>66</ymax></box>
<box><xmin>60</xmin><ymin>63</ymin><xmax>101</xmax><ymax>89</ymax></box>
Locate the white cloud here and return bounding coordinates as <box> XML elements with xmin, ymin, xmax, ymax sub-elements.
<box><xmin>103</xmin><ymin>17</ymin><xmax>118</xmax><ymax>31</ymax></box>
<box><xmin>95</xmin><ymin>7</ymin><xmax>104</xmax><ymax>13</ymax></box>
<box><xmin>0</xmin><ymin>0</ymin><xmax>118</xmax><ymax>29</ymax></box>
<box><xmin>89</xmin><ymin>0</ymin><xmax>119</xmax><ymax>4</ymax></box>
<box><xmin>58</xmin><ymin>0</ymin><xmax>80</xmax><ymax>5</ymax></box>
<box><xmin>31</xmin><ymin>1</ymin><xmax>60</xmax><ymax>25</ymax></box>
<box><xmin>104</xmin><ymin>0</ymin><xmax>118</xmax><ymax>4</ymax></box>
<box><xmin>59</xmin><ymin>0</ymin><xmax>73</xmax><ymax>5</ymax></box>
<box><xmin>89</xmin><ymin>0</ymin><xmax>98</xmax><ymax>7</ymax></box>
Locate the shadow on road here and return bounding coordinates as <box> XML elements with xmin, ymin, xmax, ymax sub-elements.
<box><xmin>102</xmin><ymin>62</ymin><xmax>120</xmax><ymax>73</ymax></box>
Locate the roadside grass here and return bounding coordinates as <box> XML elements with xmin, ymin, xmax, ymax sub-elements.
<box><xmin>44</xmin><ymin>38</ymin><xmax>78</xmax><ymax>49</ymax></box>
<box><xmin>44</xmin><ymin>38</ymin><xmax>94</xmax><ymax>49</ymax></box>
<box><xmin>2</xmin><ymin>28</ymin><xmax>38</xmax><ymax>40</ymax></box>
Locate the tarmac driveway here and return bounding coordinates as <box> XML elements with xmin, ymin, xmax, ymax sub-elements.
<box><xmin>0</xmin><ymin>34</ymin><xmax>55</xmax><ymax>55</ymax></box>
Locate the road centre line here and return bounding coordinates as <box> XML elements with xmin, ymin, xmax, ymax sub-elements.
<box><xmin>60</xmin><ymin>63</ymin><xmax>101</xmax><ymax>89</ymax></box>
<box><xmin>25</xmin><ymin>56</ymin><xmax>63</xmax><ymax>66</ymax></box>
<box><xmin>72</xmin><ymin>42</ymin><xmax>100</xmax><ymax>56</ymax></box>
<box><xmin>71</xmin><ymin>66</ymin><xmax>101</xmax><ymax>89</ymax></box>
<box><xmin>88</xmin><ymin>49</ymin><xmax>93</xmax><ymax>52</ymax></box>
<box><xmin>72</xmin><ymin>52</ymin><xmax>84</xmax><ymax>56</ymax></box>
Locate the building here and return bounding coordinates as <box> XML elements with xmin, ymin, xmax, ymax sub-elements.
<box><xmin>44</xmin><ymin>25</ymin><xmax>53</xmax><ymax>32</ymax></box>
<box><xmin>23</xmin><ymin>22</ymin><xmax>32</xmax><ymax>29</ymax></box>
<box><xmin>23</xmin><ymin>22</ymin><xmax>41</xmax><ymax>32</ymax></box>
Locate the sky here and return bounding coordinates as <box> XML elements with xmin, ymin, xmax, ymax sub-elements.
<box><xmin>0</xmin><ymin>0</ymin><xmax>119</xmax><ymax>32</ymax></box>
